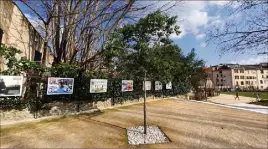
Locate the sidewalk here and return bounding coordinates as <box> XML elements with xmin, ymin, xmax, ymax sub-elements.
<box><xmin>207</xmin><ymin>94</ymin><xmax>256</xmax><ymax>104</ymax></box>
<box><xmin>184</xmin><ymin>94</ymin><xmax>268</xmax><ymax>115</ymax></box>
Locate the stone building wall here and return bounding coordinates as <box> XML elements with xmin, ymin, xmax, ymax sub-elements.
<box><xmin>0</xmin><ymin>0</ymin><xmax>52</xmax><ymax>70</ymax></box>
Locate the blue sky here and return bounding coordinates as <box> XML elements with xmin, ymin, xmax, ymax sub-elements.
<box><xmin>162</xmin><ymin>1</ymin><xmax>268</xmax><ymax>66</ymax></box>
<box><xmin>16</xmin><ymin>1</ymin><xmax>267</xmax><ymax>66</ymax></box>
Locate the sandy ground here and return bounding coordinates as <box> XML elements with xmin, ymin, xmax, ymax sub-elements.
<box><xmin>1</xmin><ymin>98</ymin><xmax>268</xmax><ymax>148</ymax></box>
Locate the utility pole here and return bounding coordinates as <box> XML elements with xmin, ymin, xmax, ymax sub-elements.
<box><xmin>144</xmin><ymin>70</ymin><xmax>147</xmax><ymax>134</ymax></box>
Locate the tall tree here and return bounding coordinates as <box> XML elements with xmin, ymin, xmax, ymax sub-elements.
<box><xmin>16</xmin><ymin>0</ymin><xmax>182</xmax><ymax>69</ymax></box>
<box><xmin>173</xmin><ymin>48</ymin><xmax>205</xmax><ymax>93</ymax></box>
<box><xmin>207</xmin><ymin>0</ymin><xmax>268</xmax><ymax>55</ymax></box>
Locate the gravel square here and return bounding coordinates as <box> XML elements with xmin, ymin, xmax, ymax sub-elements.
<box><xmin>126</xmin><ymin>125</ymin><xmax>170</xmax><ymax>145</ymax></box>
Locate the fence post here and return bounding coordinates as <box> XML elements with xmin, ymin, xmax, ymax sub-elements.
<box><xmin>76</xmin><ymin>70</ymin><xmax>83</xmax><ymax>113</ymax></box>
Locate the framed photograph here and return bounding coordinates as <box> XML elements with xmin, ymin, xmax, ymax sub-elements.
<box><xmin>143</xmin><ymin>81</ymin><xmax>151</xmax><ymax>91</ymax></box>
<box><xmin>155</xmin><ymin>81</ymin><xmax>162</xmax><ymax>90</ymax></box>
<box><xmin>0</xmin><ymin>75</ymin><xmax>23</xmax><ymax>96</ymax></box>
<box><xmin>90</xmin><ymin>79</ymin><xmax>108</xmax><ymax>93</ymax></box>
<box><xmin>47</xmin><ymin>77</ymin><xmax>74</xmax><ymax>95</ymax></box>
<box><xmin>122</xmin><ymin>80</ymin><xmax>133</xmax><ymax>92</ymax></box>
<box><xmin>166</xmin><ymin>81</ymin><xmax>172</xmax><ymax>89</ymax></box>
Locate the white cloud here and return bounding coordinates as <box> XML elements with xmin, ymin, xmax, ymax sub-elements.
<box><xmin>230</xmin><ymin>55</ymin><xmax>268</xmax><ymax>65</ymax></box>
<box><xmin>208</xmin><ymin>1</ymin><xmax>229</xmax><ymax>6</ymax></box>
<box><xmin>196</xmin><ymin>33</ymin><xmax>205</xmax><ymax>40</ymax></box>
<box><xmin>135</xmin><ymin>1</ymin><xmax>210</xmax><ymax>39</ymax></box>
<box><xmin>182</xmin><ymin>10</ymin><xmax>209</xmax><ymax>35</ymax></box>
<box><xmin>171</xmin><ymin>1</ymin><xmax>209</xmax><ymax>37</ymax></box>
<box><xmin>205</xmin><ymin>15</ymin><xmax>224</xmax><ymax>30</ymax></box>
<box><xmin>200</xmin><ymin>42</ymin><xmax>207</xmax><ymax>48</ymax></box>
<box><xmin>132</xmin><ymin>1</ymin><xmax>240</xmax><ymax>40</ymax></box>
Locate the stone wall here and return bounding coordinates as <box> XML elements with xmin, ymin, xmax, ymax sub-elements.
<box><xmin>0</xmin><ymin>96</ymin><xmax>157</xmax><ymax>122</ymax></box>
<box><xmin>0</xmin><ymin>108</ymin><xmax>34</xmax><ymax>121</ymax></box>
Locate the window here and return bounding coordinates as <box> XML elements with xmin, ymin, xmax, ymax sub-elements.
<box><xmin>240</xmin><ymin>69</ymin><xmax>244</xmax><ymax>73</ymax></box>
<box><xmin>261</xmin><ymin>86</ymin><xmax>263</xmax><ymax>89</ymax></box>
<box><xmin>217</xmin><ymin>74</ymin><xmax>219</xmax><ymax>77</ymax></box>
<box><xmin>234</xmin><ymin>69</ymin><xmax>239</xmax><ymax>73</ymax></box>
<box><xmin>241</xmin><ymin>81</ymin><xmax>244</xmax><ymax>85</ymax></box>
<box><xmin>235</xmin><ymin>76</ymin><xmax>239</xmax><ymax>79</ymax></box>
<box><xmin>264</xmin><ymin>80</ymin><xmax>267</xmax><ymax>84</ymax></box>
<box><xmin>267</xmin><ymin>76</ymin><xmax>268</xmax><ymax>78</ymax></box>
<box><xmin>0</xmin><ymin>28</ymin><xmax>3</xmax><ymax>44</ymax></box>
<box><xmin>221</xmin><ymin>74</ymin><xmax>223</xmax><ymax>77</ymax></box>
<box><xmin>246</xmin><ymin>81</ymin><xmax>249</xmax><ymax>85</ymax></box>
<box><xmin>219</xmin><ymin>71</ymin><xmax>222</xmax><ymax>73</ymax></box>
<box><xmin>252</xmin><ymin>71</ymin><xmax>256</xmax><ymax>74</ymax></box>
<box><xmin>261</xmin><ymin>70</ymin><xmax>264</xmax><ymax>74</ymax></box>
<box><xmin>221</xmin><ymin>79</ymin><xmax>223</xmax><ymax>82</ymax></box>
<box><xmin>260</xmin><ymin>80</ymin><xmax>263</xmax><ymax>84</ymax></box>
<box><xmin>34</xmin><ymin>50</ymin><xmax>42</xmax><ymax>61</ymax></box>
<box><xmin>240</xmin><ymin>76</ymin><xmax>244</xmax><ymax>79</ymax></box>
<box><xmin>236</xmin><ymin>81</ymin><xmax>239</xmax><ymax>85</ymax></box>
<box><xmin>262</xmin><ymin>75</ymin><xmax>264</xmax><ymax>78</ymax></box>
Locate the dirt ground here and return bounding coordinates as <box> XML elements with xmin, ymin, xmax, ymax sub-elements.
<box><xmin>1</xmin><ymin>98</ymin><xmax>268</xmax><ymax>148</ymax></box>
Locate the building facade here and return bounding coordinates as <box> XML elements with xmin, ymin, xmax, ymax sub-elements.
<box><xmin>209</xmin><ymin>63</ymin><xmax>268</xmax><ymax>90</ymax></box>
<box><xmin>0</xmin><ymin>0</ymin><xmax>52</xmax><ymax>71</ymax></box>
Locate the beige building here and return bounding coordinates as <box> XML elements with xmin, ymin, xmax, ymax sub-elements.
<box><xmin>210</xmin><ymin>63</ymin><xmax>268</xmax><ymax>90</ymax></box>
<box><xmin>0</xmin><ymin>0</ymin><xmax>52</xmax><ymax>71</ymax></box>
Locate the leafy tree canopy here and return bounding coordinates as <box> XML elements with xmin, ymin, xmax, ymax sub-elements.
<box><xmin>103</xmin><ymin>11</ymin><xmax>205</xmax><ymax>91</ymax></box>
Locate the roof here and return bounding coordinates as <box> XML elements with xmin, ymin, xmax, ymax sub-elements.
<box><xmin>11</xmin><ymin>0</ymin><xmax>44</xmax><ymax>41</ymax></box>
<box><xmin>207</xmin><ymin>63</ymin><xmax>268</xmax><ymax>70</ymax></box>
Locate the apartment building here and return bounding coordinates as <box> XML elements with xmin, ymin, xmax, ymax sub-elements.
<box><xmin>0</xmin><ymin>0</ymin><xmax>52</xmax><ymax>71</ymax></box>
<box><xmin>210</xmin><ymin>63</ymin><xmax>268</xmax><ymax>90</ymax></box>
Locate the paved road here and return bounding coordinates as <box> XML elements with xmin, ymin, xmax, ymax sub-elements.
<box><xmin>204</xmin><ymin>94</ymin><xmax>268</xmax><ymax>114</ymax></box>
<box><xmin>208</xmin><ymin>94</ymin><xmax>256</xmax><ymax>104</ymax></box>
<box><xmin>1</xmin><ymin>98</ymin><xmax>267</xmax><ymax>148</ymax></box>
<box><xmin>228</xmin><ymin>103</ymin><xmax>268</xmax><ymax>114</ymax></box>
